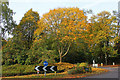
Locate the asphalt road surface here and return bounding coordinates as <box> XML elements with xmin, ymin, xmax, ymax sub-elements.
<box><xmin>86</xmin><ymin>67</ymin><xmax>119</xmax><ymax>78</ymax></box>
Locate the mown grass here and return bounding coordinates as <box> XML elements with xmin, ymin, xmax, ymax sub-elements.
<box><xmin>3</xmin><ymin>68</ymin><xmax>108</xmax><ymax>79</ymax></box>
<box><xmin>2</xmin><ymin>62</ymin><xmax>75</xmax><ymax>77</ymax></box>
<box><xmin>2</xmin><ymin>64</ymin><xmax>36</xmax><ymax>77</ymax></box>
<box><xmin>2</xmin><ymin>62</ymin><xmax>108</xmax><ymax>78</ymax></box>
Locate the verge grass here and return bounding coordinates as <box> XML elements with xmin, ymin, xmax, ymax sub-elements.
<box><xmin>2</xmin><ymin>62</ymin><xmax>108</xmax><ymax>78</ymax></box>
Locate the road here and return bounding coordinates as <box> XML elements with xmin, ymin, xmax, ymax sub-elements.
<box><xmin>86</xmin><ymin>67</ymin><xmax>119</xmax><ymax>78</ymax></box>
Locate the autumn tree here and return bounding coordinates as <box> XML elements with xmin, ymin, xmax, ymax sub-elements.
<box><xmin>34</xmin><ymin>8</ymin><xmax>88</xmax><ymax>63</ymax></box>
<box><xmin>88</xmin><ymin>11</ymin><xmax>119</xmax><ymax>65</ymax></box>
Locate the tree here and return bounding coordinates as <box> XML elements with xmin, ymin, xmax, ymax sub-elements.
<box><xmin>114</xmin><ymin>37</ymin><xmax>120</xmax><ymax>56</ymax></box>
<box><xmin>13</xmin><ymin>8</ymin><xmax>39</xmax><ymax>49</ymax></box>
<box><xmin>2</xmin><ymin>38</ymin><xmax>18</xmax><ymax>65</ymax></box>
<box><xmin>2</xmin><ymin>37</ymin><xmax>29</xmax><ymax>65</ymax></box>
<box><xmin>26</xmin><ymin>38</ymin><xmax>57</xmax><ymax>65</ymax></box>
<box><xmin>0</xmin><ymin>2</ymin><xmax>16</xmax><ymax>38</ymax></box>
<box><xmin>88</xmin><ymin>11</ymin><xmax>119</xmax><ymax>65</ymax></box>
<box><xmin>2</xmin><ymin>9</ymin><xmax>40</xmax><ymax>65</ymax></box>
<box><xmin>34</xmin><ymin>8</ymin><xmax>88</xmax><ymax>63</ymax></box>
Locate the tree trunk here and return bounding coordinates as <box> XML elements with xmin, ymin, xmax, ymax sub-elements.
<box><xmin>105</xmin><ymin>53</ymin><xmax>107</xmax><ymax>65</ymax></box>
<box><xmin>58</xmin><ymin>48</ymin><xmax>62</xmax><ymax>63</ymax></box>
<box><xmin>58</xmin><ymin>44</ymin><xmax>71</xmax><ymax>63</ymax></box>
<box><xmin>60</xmin><ymin>53</ymin><xmax>62</xmax><ymax>63</ymax></box>
<box><xmin>106</xmin><ymin>38</ymin><xmax>109</xmax><ymax>65</ymax></box>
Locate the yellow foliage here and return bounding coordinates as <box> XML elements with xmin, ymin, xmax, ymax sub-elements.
<box><xmin>35</xmin><ymin>7</ymin><xmax>87</xmax><ymax>43</ymax></box>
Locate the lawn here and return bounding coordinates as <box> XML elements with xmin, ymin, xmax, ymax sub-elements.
<box><xmin>2</xmin><ymin>62</ymin><xmax>74</xmax><ymax>77</ymax></box>
<box><xmin>2</xmin><ymin>62</ymin><xmax>108</xmax><ymax>78</ymax></box>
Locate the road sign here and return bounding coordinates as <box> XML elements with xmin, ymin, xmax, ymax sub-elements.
<box><xmin>43</xmin><ymin>61</ymin><xmax>48</xmax><ymax>66</ymax></box>
<box><xmin>35</xmin><ymin>66</ymin><xmax>57</xmax><ymax>71</ymax></box>
<box><xmin>84</xmin><ymin>68</ymin><xmax>89</xmax><ymax>72</ymax></box>
<box><xmin>35</xmin><ymin>66</ymin><xmax>39</xmax><ymax>71</ymax></box>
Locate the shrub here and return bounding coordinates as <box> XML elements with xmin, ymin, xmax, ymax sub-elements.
<box><xmin>79</xmin><ymin>62</ymin><xmax>88</xmax><ymax>67</ymax></box>
<box><xmin>68</xmin><ymin>69</ymin><xmax>77</xmax><ymax>74</ymax></box>
<box><xmin>68</xmin><ymin>67</ymin><xmax>84</xmax><ymax>74</ymax></box>
<box><xmin>76</xmin><ymin>67</ymin><xmax>84</xmax><ymax>73</ymax></box>
<box><xmin>67</xmin><ymin>62</ymin><xmax>92</xmax><ymax>74</ymax></box>
<box><xmin>89</xmin><ymin>67</ymin><xmax>92</xmax><ymax>72</ymax></box>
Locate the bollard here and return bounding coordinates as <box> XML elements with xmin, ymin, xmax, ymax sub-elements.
<box><xmin>95</xmin><ymin>64</ymin><xmax>98</xmax><ymax>67</ymax></box>
<box><xmin>55</xmin><ymin>71</ymin><xmax>56</xmax><ymax>76</ymax></box>
<box><xmin>101</xmin><ymin>63</ymin><xmax>103</xmax><ymax>66</ymax></box>
<box><xmin>113</xmin><ymin>62</ymin><xmax>115</xmax><ymax>65</ymax></box>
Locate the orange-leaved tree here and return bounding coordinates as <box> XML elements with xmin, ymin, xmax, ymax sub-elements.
<box><xmin>34</xmin><ymin>8</ymin><xmax>88</xmax><ymax>63</ymax></box>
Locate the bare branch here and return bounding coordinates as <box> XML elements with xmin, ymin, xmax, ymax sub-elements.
<box><xmin>62</xmin><ymin>43</ymin><xmax>71</xmax><ymax>57</ymax></box>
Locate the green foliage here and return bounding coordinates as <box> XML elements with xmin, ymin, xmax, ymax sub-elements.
<box><xmin>2</xmin><ymin>7</ymin><xmax>120</xmax><ymax>66</ymax></box>
<box><xmin>2</xmin><ymin>38</ymin><xmax>27</xmax><ymax>65</ymax></box>
<box><xmin>68</xmin><ymin>62</ymin><xmax>91</xmax><ymax>74</ymax></box>
<box><xmin>2</xmin><ymin>63</ymin><xmax>74</xmax><ymax>77</ymax></box>
<box><xmin>2</xmin><ymin>64</ymin><xmax>36</xmax><ymax>77</ymax></box>
<box><xmin>2</xmin><ymin>39</ymin><xmax>15</xmax><ymax>65</ymax></box>
<box><xmin>68</xmin><ymin>69</ymin><xmax>78</xmax><ymax>74</ymax></box>
<box><xmin>79</xmin><ymin>62</ymin><xmax>88</xmax><ymax>67</ymax></box>
<box><xmin>2</xmin><ymin>38</ymin><xmax>7</xmax><ymax>47</ymax></box>
<box><xmin>88</xmin><ymin>11</ymin><xmax>119</xmax><ymax>64</ymax></box>
<box><xmin>2</xmin><ymin>9</ymin><xmax>40</xmax><ymax>65</ymax></box>
<box><xmin>25</xmin><ymin>39</ymin><xmax>58</xmax><ymax>65</ymax></box>
<box><xmin>17</xmin><ymin>51</ymin><xmax>27</xmax><ymax>65</ymax></box>
<box><xmin>1</xmin><ymin>2</ymin><xmax>16</xmax><ymax>38</ymax></box>
<box><xmin>13</xmin><ymin>8</ymin><xmax>39</xmax><ymax>49</ymax></box>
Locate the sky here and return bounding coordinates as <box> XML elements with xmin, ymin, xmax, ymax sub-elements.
<box><xmin>8</xmin><ymin>0</ymin><xmax>120</xmax><ymax>24</ymax></box>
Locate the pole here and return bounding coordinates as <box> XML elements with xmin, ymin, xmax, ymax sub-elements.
<box><xmin>37</xmin><ymin>71</ymin><xmax>39</xmax><ymax>74</ymax></box>
<box><xmin>55</xmin><ymin>71</ymin><xmax>56</xmax><ymax>76</ymax></box>
<box><xmin>44</xmin><ymin>71</ymin><xmax>46</xmax><ymax>76</ymax></box>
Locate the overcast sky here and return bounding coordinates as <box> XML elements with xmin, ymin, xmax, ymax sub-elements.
<box><xmin>9</xmin><ymin>0</ymin><xmax>120</xmax><ymax>24</ymax></box>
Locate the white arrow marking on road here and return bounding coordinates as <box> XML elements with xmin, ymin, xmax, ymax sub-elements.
<box><xmin>43</xmin><ymin>66</ymin><xmax>47</xmax><ymax>71</ymax></box>
<box><xmin>50</xmin><ymin>66</ymin><xmax>55</xmax><ymax>71</ymax></box>
<box><xmin>35</xmin><ymin>66</ymin><xmax>39</xmax><ymax>71</ymax></box>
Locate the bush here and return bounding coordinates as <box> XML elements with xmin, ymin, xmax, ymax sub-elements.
<box><xmin>76</xmin><ymin>67</ymin><xmax>84</xmax><ymax>73</ymax></box>
<box><xmin>67</xmin><ymin>62</ymin><xmax>92</xmax><ymax>74</ymax></box>
<box><xmin>79</xmin><ymin>62</ymin><xmax>88</xmax><ymax>67</ymax></box>
<box><xmin>68</xmin><ymin>67</ymin><xmax>84</xmax><ymax>74</ymax></box>
<box><xmin>54</xmin><ymin>62</ymin><xmax>74</xmax><ymax>71</ymax></box>
<box><xmin>68</xmin><ymin>69</ymin><xmax>77</xmax><ymax>74</ymax></box>
<box><xmin>5</xmin><ymin>59</ymin><xmax>14</xmax><ymax>65</ymax></box>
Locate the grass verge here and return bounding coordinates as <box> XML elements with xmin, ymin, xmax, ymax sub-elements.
<box><xmin>2</xmin><ymin>67</ymin><xmax>108</xmax><ymax>79</ymax></box>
